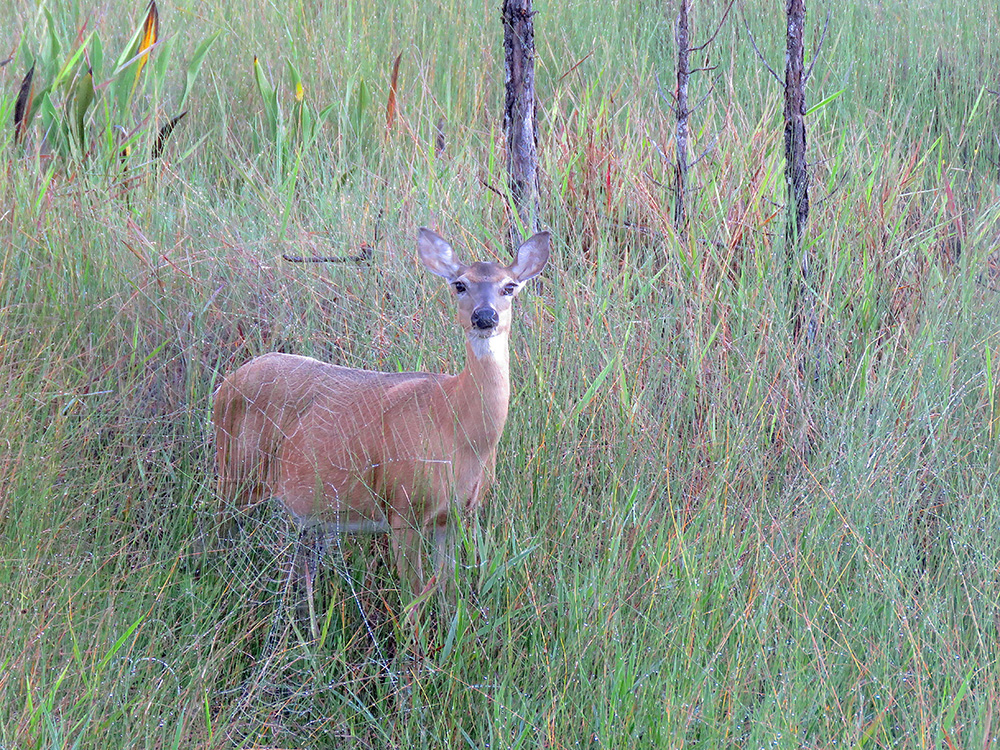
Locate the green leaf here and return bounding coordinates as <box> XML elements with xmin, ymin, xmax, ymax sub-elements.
<box><xmin>350</xmin><ymin>76</ymin><xmax>370</xmax><ymax>132</ymax></box>
<box><xmin>72</xmin><ymin>66</ymin><xmax>95</xmax><ymax>155</ymax></box>
<box><xmin>90</xmin><ymin>35</ymin><xmax>104</xmax><ymax>82</ymax></box>
<box><xmin>111</xmin><ymin>6</ymin><xmax>154</xmax><ymax>112</ymax></box>
<box><xmin>52</xmin><ymin>34</ymin><xmax>94</xmax><ymax>90</ymax></box>
<box><xmin>178</xmin><ymin>31</ymin><xmax>221</xmax><ymax>111</ymax></box>
<box><xmin>39</xmin><ymin>92</ymin><xmax>69</xmax><ymax>157</ymax></box>
<box><xmin>95</xmin><ymin>616</ymin><xmax>144</xmax><ymax>673</ymax></box>
<box><xmin>43</xmin><ymin>9</ymin><xmax>61</xmax><ymax>66</ymax></box>
<box><xmin>563</xmin><ymin>353</ymin><xmax>617</xmax><ymax>426</ymax></box>
<box><xmin>805</xmin><ymin>88</ymin><xmax>845</xmax><ymax>116</ymax></box>
<box><xmin>253</xmin><ymin>55</ymin><xmax>279</xmax><ymax>142</ymax></box>
<box><xmin>152</xmin><ymin>35</ymin><xmax>174</xmax><ymax>89</ymax></box>
<box><xmin>287</xmin><ymin>60</ymin><xmax>304</xmax><ymax>102</ymax></box>
<box><xmin>112</xmin><ymin>16</ymin><xmax>147</xmax><ymax>73</ymax></box>
<box><xmin>481</xmin><ymin>543</ymin><xmax>540</xmax><ymax>596</ymax></box>
<box><xmin>297</xmin><ymin>101</ymin><xmax>314</xmax><ymax>145</ymax></box>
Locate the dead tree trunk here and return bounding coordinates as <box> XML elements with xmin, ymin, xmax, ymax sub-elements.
<box><xmin>674</xmin><ymin>0</ymin><xmax>691</xmax><ymax>239</ymax></box>
<box><xmin>784</xmin><ymin>0</ymin><xmax>812</xmax><ymax>345</ymax></box>
<box><xmin>502</xmin><ymin>0</ymin><xmax>540</xmax><ymax>253</ymax></box>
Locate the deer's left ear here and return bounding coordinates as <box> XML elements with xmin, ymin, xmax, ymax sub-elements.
<box><xmin>418</xmin><ymin>228</ymin><xmax>465</xmax><ymax>281</ymax></box>
<box><xmin>509</xmin><ymin>231</ymin><xmax>550</xmax><ymax>282</ymax></box>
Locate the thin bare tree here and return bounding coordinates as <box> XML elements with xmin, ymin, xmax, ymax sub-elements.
<box><xmin>502</xmin><ymin>0</ymin><xmax>540</xmax><ymax>253</ymax></box>
<box><xmin>784</xmin><ymin>0</ymin><xmax>812</xmax><ymax>346</ymax></box>
<box><xmin>746</xmin><ymin>0</ymin><xmax>823</xmax><ymax>350</ymax></box>
<box><xmin>675</xmin><ymin>0</ymin><xmax>691</xmax><ymax>238</ymax></box>
<box><xmin>668</xmin><ymin>0</ymin><xmax>732</xmax><ymax>241</ymax></box>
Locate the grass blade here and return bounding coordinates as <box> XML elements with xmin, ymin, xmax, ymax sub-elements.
<box><xmin>386</xmin><ymin>51</ymin><xmax>401</xmax><ymax>132</ymax></box>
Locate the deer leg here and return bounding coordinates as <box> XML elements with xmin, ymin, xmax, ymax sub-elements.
<box><xmin>390</xmin><ymin>516</ymin><xmax>424</xmax><ymax>595</ymax></box>
<box><xmin>289</xmin><ymin>525</ymin><xmax>323</xmax><ymax>640</ymax></box>
<box><xmin>431</xmin><ymin>516</ymin><xmax>456</xmax><ymax>597</ymax></box>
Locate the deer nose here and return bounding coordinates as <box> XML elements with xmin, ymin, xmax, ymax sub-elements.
<box><xmin>471</xmin><ymin>307</ymin><xmax>499</xmax><ymax>330</ymax></box>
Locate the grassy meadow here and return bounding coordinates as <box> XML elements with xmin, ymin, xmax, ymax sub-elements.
<box><xmin>2</xmin><ymin>0</ymin><xmax>1000</xmax><ymax>746</ymax></box>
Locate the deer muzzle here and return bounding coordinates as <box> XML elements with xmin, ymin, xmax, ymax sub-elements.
<box><xmin>471</xmin><ymin>307</ymin><xmax>499</xmax><ymax>330</ymax></box>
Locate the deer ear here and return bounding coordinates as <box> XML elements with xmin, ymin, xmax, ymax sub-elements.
<box><xmin>509</xmin><ymin>231</ymin><xmax>550</xmax><ymax>282</ymax></box>
<box><xmin>418</xmin><ymin>228</ymin><xmax>464</xmax><ymax>280</ymax></box>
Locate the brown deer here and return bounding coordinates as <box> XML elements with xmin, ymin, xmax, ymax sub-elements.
<box><xmin>213</xmin><ymin>227</ymin><xmax>550</xmax><ymax>596</ymax></box>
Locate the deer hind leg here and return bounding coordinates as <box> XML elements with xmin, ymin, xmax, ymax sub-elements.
<box><xmin>390</xmin><ymin>515</ymin><xmax>425</xmax><ymax>595</ymax></box>
<box><xmin>286</xmin><ymin>522</ymin><xmax>328</xmax><ymax>640</ymax></box>
<box><xmin>431</xmin><ymin>515</ymin><xmax>456</xmax><ymax>597</ymax></box>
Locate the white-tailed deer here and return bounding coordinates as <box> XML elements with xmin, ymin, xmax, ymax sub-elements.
<box><xmin>213</xmin><ymin>228</ymin><xmax>550</xmax><ymax>596</ymax></box>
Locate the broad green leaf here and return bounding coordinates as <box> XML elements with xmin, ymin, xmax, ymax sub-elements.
<box><xmin>72</xmin><ymin>66</ymin><xmax>95</xmax><ymax>154</ymax></box>
<box><xmin>178</xmin><ymin>31</ymin><xmax>221</xmax><ymax>110</ymax></box>
<box><xmin>43</xmin><ymin>9</ymin><xmax>61</xmax><ymax>67</ymax></box>
<box><xmin>152</xmin><ymin>35</ymin><xmax>174</xmax><ymax>88</ymax></box>
<box><xmin>287</xmin><ymin>60</ymin><xmax>304</xmax><ymax>102</ymax></box>
<box><xmin>253</xmin><ymin>56</ymin><xmax>279</xmax><ymax>141</ymax></box>
<box><xmin>299</xmin><ymin>102</ymin><xmax>314</xmax><ymax>144</ymax></box>
<box><xmin>52</xmin><ymin>34</ymin><xmax>94</xmax><ymax>89</ymax></box>
<box><xmin>316</xmin><ymin>102</ymin><xmax>337</xmax><ymax>123</ymax></box>
<box><xmin>90</xmin><ymin>35</ymin><xmax>104</xmax><ymax>82</ymax></box>
<box><xmin>112</xmin><ymin>17</ymin><xmax>147</xmax><ymax>73</ymax></box>
<box><xmin>350</xmin><ymin>76</ymin><xmax>370</xmax><ymax>132</ymax></box>
<box><xmin>111</xmin><ymin>2</ymin><xmax>155</xmax><ymax>111</ymax></box>
<box><xmin>39</xmin><ymin>92</ymin><xmax>69</xmax><ymax>157</ymax></box>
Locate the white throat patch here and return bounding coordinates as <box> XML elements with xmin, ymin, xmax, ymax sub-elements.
<box><xmin>468</xmin><ymin>332</ymin><xmax>509</xmax><ymax>360</ymax></box>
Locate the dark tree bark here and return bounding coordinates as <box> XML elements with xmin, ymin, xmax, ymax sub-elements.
<box><xmin>784</xmin><ymin>0</ymin><xmax>812</xmax><ymax>345</ymax></box>
<box><xmin>502</xmin><ymin>0</ymin><xmax>540</xmax><ymax>253</ymax></box>
<box><xmin>674</xmin><ymin>0</ymin><xmax>691</xmax><ymax>239</ymax></box>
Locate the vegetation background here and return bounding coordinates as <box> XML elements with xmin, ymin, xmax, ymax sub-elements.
<box><xmin>2</xmin><ymin>0</ymin><xmax>999</xmax><ymax>746</ymax></box>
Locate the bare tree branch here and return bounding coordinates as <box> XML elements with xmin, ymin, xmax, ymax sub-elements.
<box><xmin>689</xmin><ymin>135</ymin><xmax>720</xmax><ymax>168</ymax></box>
<box><xmin>812</xmin><ymin>172</ymin><xmax>850</xmax><ymax>207</ymax></box>
<box><xmin>644</xmin><ymin>169</ymin><xmax>668</xmax><ymax>189</ymax></box>
<box><xmin>654</xmin><ymin>71</ymin><xmax>677</xmax><ymax>114</ymax></box>
<box><xmin>743</xmin><ymin>9</ymin><xmax>782</xmax><ymax>84</ymax></box>
<box><xmin>805</xmin><ymin>10</ymin><xmax>831</xmax><ymax>83</ymax></box>
<box><xmin>689</xmin><ymin>80</ymin><xmax>718</xmax><ymax>116</ymax></box>
<box><xmin>691</xmin><ymin>0</ymin><xmax>738</xmax><ymax>52</ymax></box>
<box><xmin>283</xmin><ymin>244</ymin><xmax>373</xmax><ymax>264</ymax></box>
<box><xmin>479</xmin><ymin>172</ymin><xmax>506</xmax><ymax>199</ymax></box>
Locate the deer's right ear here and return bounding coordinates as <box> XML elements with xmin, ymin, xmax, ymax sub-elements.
<box><xmin>418</xmin><ymin>228</ymin><xmax>464</xmax><ymax>280</ymax></box>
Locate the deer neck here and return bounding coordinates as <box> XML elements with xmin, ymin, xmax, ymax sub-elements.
<box><xmin>448</xmin><ymin>333</ymin><xmax>511</xmax><ymax>452</ymax></box>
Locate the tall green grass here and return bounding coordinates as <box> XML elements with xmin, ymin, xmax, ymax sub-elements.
<box><xmin>2</xmin><ymin>0</ymin><xmax>999</xmax><ymax>746</ymax></box>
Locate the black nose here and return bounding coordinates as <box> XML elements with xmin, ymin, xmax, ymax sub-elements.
<box><xmin>471</xmin><ymin>307</ymin><xmax>499</xmax><ymax>330</ymax></box>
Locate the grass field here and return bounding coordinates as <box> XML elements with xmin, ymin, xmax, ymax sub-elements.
<box><xmin>2</xmin><ymin>0</ymin><xmax>1000</xmax><ymax>746</ymax></box>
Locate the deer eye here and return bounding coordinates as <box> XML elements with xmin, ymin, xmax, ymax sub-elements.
<box><xmin>452</xmin><ymin>281</ymin><xmax>467</xmax><ymax>294</ymax></box>
<box><xmin>500</xmin><ymin>282</ymin><xmax>518</xmax><ymax>296</ymax></box>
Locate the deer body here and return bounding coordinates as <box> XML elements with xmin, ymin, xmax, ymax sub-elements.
<box><xmin>213</xmin><ymin>228</ymin><xmax>549</xmax><ymax>592</ymax></box>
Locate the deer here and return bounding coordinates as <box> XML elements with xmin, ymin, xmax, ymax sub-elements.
<box><xmin>212</xmin><ymin>227</ymin><xmax>550</xmax><ymax>601</ymax></box>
